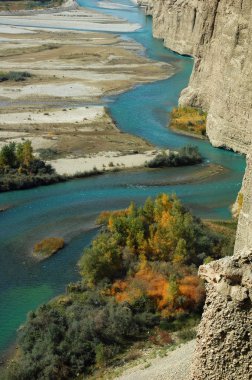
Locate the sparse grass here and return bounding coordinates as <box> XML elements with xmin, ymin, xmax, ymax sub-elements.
<box><xmin>37</xmin><ymin>148</ymin><xmax>59</xmax><ymax>160</ymax></box>
<box><xmin>203</xmin><ymin>219</ymin><xmax>237</xmax><ymax>235</ymax></box>
<box><xmin>159</xmin><ymin>313</ymin><xmax>201</xmax><ymax>333</ymax></box>
<box><xmin>202</xmin><ymin>219</ymin><xmax>237</xmax><ymax>261</ymax></box>
<box><xmin>170</xmin><ymin>107</ymin><xmax>207</xmax><ymax>137</ymax></box>
<box><xmin>234</xmin><ymin>192</ymin><xmax>244</xmax><ymax>218</ymax></box>
<box><xmin>176</xmin><ymin>327</ymin><xmax>197</xmax><ymax>342</ymax></box>
<box><xmin>33</xmin><ymin>237</ymin><xmax>65</xmax><ymax>259</ymax></box>
<box><xmin>0</xmin><ymin>44</ymin><xmax>60</xmax><ymax>58</ymax></box>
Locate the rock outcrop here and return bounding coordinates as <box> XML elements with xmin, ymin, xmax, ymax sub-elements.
<box><xmin>138</xmin><ymin>0</ymin><xmax>252</xmax><ymax>154</ymax></box>
<box><xmin>137</xmin><ymin>1</ymin><xmax>252</xmax><ymax>379</ymax></box>
<box><xmin>235</xmin><ymin>151</ymin><xmax>252</xmax><ymax>254</ymax></box>
<box><xmin>190</xmin><ymin>248</ymin><xmax>252</xmax><ymax>379</ymax></box>
<box><xmin>190</xmin><ymin>152</ymin><xmax>252</xmax><ymax>380</ymax></box>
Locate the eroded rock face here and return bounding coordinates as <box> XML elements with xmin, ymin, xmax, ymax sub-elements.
<box><xmin>190</xmin><ymin>249</ymin><xmax>252</xmax><ymax>379</ymax></box>
<box><xmin>190</xmin><ymin>153</ymin><xmax>252</xmax><ymax>379</ymax></box>
<box><xmin>138</xmin><ymin>0</ymin><xmax>252</xmax><ymax>153</ymax></box>
<box><xmin>137</xmin><ymin>1</ymin><xmax>252</xmax><ymax>378</ymax></box>
<box><xmin>235</xmin><ymin>152</ymin><xmax>252</xmax><ymax>254</ymax></box>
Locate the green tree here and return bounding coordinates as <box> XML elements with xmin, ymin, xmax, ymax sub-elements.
<box><xmin>79</xmin><ymin>233</ymin><xmax>123</xmax><ymax>285</ymax></box>
<box><xmin>173</xmin><ymin>238</ymin><xmax>188</xmax><ymax>264</ymax></box>
<box><xmin>0</xmin><ymin>142</ymin><xmax>16</xmax><ymax>168</ymax></box>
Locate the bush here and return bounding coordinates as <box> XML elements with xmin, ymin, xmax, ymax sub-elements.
<box><xmin>37</xmin><ymin>148</ymin><xmax>58</xmax><ymax>160</ymax></box>
<box><xmin>5</xmin><ymin>291</ymin><xmax>148</xmax><ymax>379</ymax></box>
<box><xmin>146</xmin><ymin>145</ymin><xmax>202</xmax><ymax>168</ymax></box>
<box><xmin>0</xmin><ymin>141</ymin><xmax>58</xmax><ymax>192</ymax></box>
<box><xmin>177</xmin><ymin>328</ymin><xmax>197</xmax><ymax>342</ymax></box>
<box><xmin>0</xmin><ymin>71</ymin><xmax>32</xmax><ymax>82</ymax></box>
<box><xmin>170</xmin><ymin>107</ymin><xmax>207</xmax><ymax>136</ymax></box>
<box><xmin>33</xmin><ymin>237</ymin><xmax>65</xmax><ymax>259</ymax></box>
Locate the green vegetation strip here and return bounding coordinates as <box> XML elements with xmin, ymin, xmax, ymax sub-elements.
<box><xmin>0</xmin><ymin>71</ymin><xmax>32</xmax><ymax>82</ymax></box>
<box><xmin>0</xmin><ymin>141</ymin><xmax>60</xmax><ymax>191</ymax></box>
<box><xmin>0</xmin><ymin>142</ymin><xmax>204</xmax><ymax>192</ymax></box>
<box><xmin>146</xmin><ymin>145</ymin><xmax>202</xmax><ymax>168</ymax></box>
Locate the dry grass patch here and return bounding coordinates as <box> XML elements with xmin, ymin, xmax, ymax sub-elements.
<box><xmin>33</xmin><ymin>237</ymin><xmax>65</xmax><ymax>259</ymax></box>
<box><xmin>170</xmin><ymin>107</ymin><xmax>207</xmax><ymax>137</ymax></box>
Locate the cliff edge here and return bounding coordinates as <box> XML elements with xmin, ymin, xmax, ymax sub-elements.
<box><xmin>137</xmin><ymin>0</ymin><xmax>252</xmax><ymax>379</ymax></box>
<box><xmin>138</xmin><ymin>0</ymin><xmax>252</xmax><ymax>154</ymax></box>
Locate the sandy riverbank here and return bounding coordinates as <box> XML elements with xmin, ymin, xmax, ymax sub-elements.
<box><xmin>49</xmin><ymin>149</ymin><xmax>162</xmax><ymax>175</ymax></box>
<box><xmin>0</xmin><ymin>2</ymin><xmax>174</xmax><ymax>177</ymax></box>
<box><xmin>0</xmin><ymin>3</ymin><xmax>141</xmax><ymax>32</ymax></box>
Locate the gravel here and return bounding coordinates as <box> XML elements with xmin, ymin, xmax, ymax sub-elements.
<box><xmin>115</xmin><ymin>340</ymin><xmax>195</xmax><ymax>380</ymax></box>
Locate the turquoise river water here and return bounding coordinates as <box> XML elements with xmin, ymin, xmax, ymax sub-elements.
<box><xmin>0</xmin><ymin>0</ymin><xmax>245</xmax><ymax>357</ymax></box>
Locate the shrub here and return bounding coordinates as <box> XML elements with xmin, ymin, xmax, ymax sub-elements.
<box><xmin>0</xmin><ymin>141</ymin><xmax>57</xmax><ymax>192</ymax></box>
<box><xmin>0</xmin><ymin>71</ymin><xmax>32</xmax><ymax>82</ymax></box>
<box><xmin>146</xmin><ymin>145</ymin><xmax>202</xmax><ymax>168</ymax></box>
<box><xmin>177</xmin><ymin>328</ymin><xmax>197</xmax><ymax>342</ymax></box>
<box><xmin>170</xmin><ymin>107</ymin><xmax>207</xmax><ymax>136</ymax></box>
<box><xmin>33</xmin><ymin>237</ymin><xmax>65</xmax><ymax>259</ymax></box>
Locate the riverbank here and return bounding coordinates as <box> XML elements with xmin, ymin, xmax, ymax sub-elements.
<box><xmin>0</xmin><ymin>0</ymin><xmax>77</xmax><ymax>13</ymax></box>
<box><xmin>0</xmin><ymin>13</ymin><xmax>173</xmax><ymax>177</ymax></box>
<box><xmin>3</xmin><ymin>194</ymin><xmax>236</xmax><ymax>379</ymax></box>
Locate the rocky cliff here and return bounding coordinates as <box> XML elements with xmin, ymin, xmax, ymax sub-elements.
<box><xmin>138</xmin><ymin>0</ymin><xmax>252</xmax><ymax>154</ymax></box>
<box><xmin>137</xmin><ymin>1</ymin><xmax>252</xmax><ymax>379</ymax></box>
<box><xmin>190</xmin><ymin>154</ymin><xmax>252</xmax><ymax>378</ymax></box>
<box><xmin>190</xmin><ymin>246</ymin><xmax>252</xmax><ymax>379</ymax></box>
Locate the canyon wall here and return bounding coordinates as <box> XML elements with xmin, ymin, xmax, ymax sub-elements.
<box><xmin>190</xmin><ymin>152</ymin><xmax>252</xmax><ymax>379</ymax></box>
<box><xmin>137</xmin><ymin>0</ymin><xmax>252</xmax><ymax>379</ymax></box>
<box><xmin>138</xmin><ymin>0</ymin><xmax>252</xmax><ymax>154</ymax></box>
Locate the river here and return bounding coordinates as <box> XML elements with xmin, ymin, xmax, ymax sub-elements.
<box><xmin>0</xmin><ymin>0</ymin><xmax>245</xmax><ymax>357</ymax></box>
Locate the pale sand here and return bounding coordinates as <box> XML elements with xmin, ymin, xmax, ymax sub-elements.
<box><xmin>98</xmin><ymin>1</ymin><xmax>135</xmax><ymax>10</ymax></box>
<box><xmin>49</xmin><ymin>149</ymin><xmax>166</xmax><ymax>175</ymax></box>
<box><xmin>0</xmin><ymin>83</ymin><xmax>102</xmax><ymax>99</ymax></box>
<box><xmin>0</xmin><ymin>25</ymin><xmax>34</xmax><ymax>34</ymax></box>
<box><xmin>0</xmin><ymin>7</ymin><xmax>141</xmax><ymax>33</ymax></box>
<box><xmin>0</xmin><ymin>131</ymin><xmax>29</xmax><ymax>138</ymax></box>
<box><xmin>0</xmin><ymin>3</ymin><xmax>174</xmax><ymax>173</ymax></box>
<box><xmin>0</xmin><ymin>106</ymin><xmax>104</xmax><ymax>125</ymax></box>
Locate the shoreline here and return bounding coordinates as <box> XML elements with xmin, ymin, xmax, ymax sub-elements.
<box><xmin>169</xmin><ymin>125</ymin><xmax>208</xmax><ymax>140</ymax></box>
<box><xmin>0</xmin><ymin>161</ymin><xmax>227</xmax><ymax>193</ymax></box>
<box><xmin>0</xmin><ymin>14</ymin><xmax>173</xmax><ymax>175</ymax></box>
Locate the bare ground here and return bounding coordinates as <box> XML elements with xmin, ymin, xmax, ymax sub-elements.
<box><xmin>0</xmin><ymin>24</ymin><xmax>173</xmax><ymax>172</ymax></box>
<box><xmin>115</xmin><ymin>340</ymin><xmax>195</xmax><ymax>380</ymax></box>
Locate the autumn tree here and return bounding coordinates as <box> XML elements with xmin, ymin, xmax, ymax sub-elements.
<box><xmin>16</xmin><ymin>140</ymin><xmax>34</xmax><ymax>167</ymax></box>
